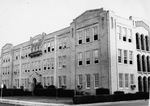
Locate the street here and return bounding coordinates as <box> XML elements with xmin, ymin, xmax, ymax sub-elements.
<box><xmin>0</xmin><ymin>103</ymin><xmax>21</xmax><ymax>106</ymax></box>
<box><xmin>76</xmin><ymin>100</ymin><xmax>149</xmax><ymax>106</ymax></box>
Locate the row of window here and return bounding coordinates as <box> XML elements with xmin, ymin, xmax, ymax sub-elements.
<box><xmin>119</xmin><ymin>73</ymin><xmax>134</xmax><ymax>88</ymax></box>
<box><xmin>137</xmin><ymin>55</ymin><xmax>150</xmax><ymax>72</ymax></box>
<box><xmin>21</xmin><ymin>58</ymin><xmax>55</xmax><ymax>73</ymax></box>
<box><xmin>3</xmin><ymin>52</ymin><xmax>11</xmax><ymax>63</ymax></box>
<box><xmin>118</xmin><ymin>49</ymin><xmax>133</xmax><ymax>64</ymax></box>
<box><xmin>43</xmin><ymin>76</ymin><xmax>54</xmax><ymax>87</ymax></box>
<box><xmin>117</xmin><ymin>25</ymin><xmax>132</xmax><ymax>42</ymax></box>
<box><xmin>58</xmin><ymin>55</ymin><xmax>67</xmax><ymax>69</ymax></box>
<box><xmin>136</xmin><ymin>33</ymin><xmax>149</xmax><ymax>51</ymax></box>
<box><xmin>77</xmin><ymin>25</ymin><xmax>99</xmax><ymax>45</ymax></box>
<box><xmin>58</xmin><ymin>76</ymin><xmax>66</xmax><ymax>88</ymax></box>
<box><xmin>13</xmin><ymin>64</ymin><xmax>20</xmax><ymax>75</ymax></box>
<box><xmin>2</xmin><ymin>66</ymin><xmax>10</xmax><ymax>75</ymax></box>
<box><xmin>77</xmin><ymin>49</ymin><xmax>99</xmax><ymax>66</ymax></box>
<box><xmin>77</xmin><ymin>73</ymin><xmax>100</xmax><ymax>89</ymax></box>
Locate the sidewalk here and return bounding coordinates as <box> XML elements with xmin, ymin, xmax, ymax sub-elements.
<box><xmin>0</xmin><ymin>96</ymin><xmax>73</xmax><ymax>106</ymax></box>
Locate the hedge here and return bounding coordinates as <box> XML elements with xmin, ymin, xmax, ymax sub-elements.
<box><xmin>0</xmin><ymin>89</ymin><xmax>32</xmax><ymax>96</ymax></box>
<box><xmin>73</xmin><ymin>92</ymin><xmax>149</xmax><ymax>104</ymax></box>
<box><xmin>34</xmin><ymin>88</ymin><xmax>74</xmax><ymax>97</ymax></box>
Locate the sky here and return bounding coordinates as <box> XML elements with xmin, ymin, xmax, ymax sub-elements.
<box><xmin>0</xmin><ymin>0</ymin><xmax>150</xmax><ymax>53</ymax></box>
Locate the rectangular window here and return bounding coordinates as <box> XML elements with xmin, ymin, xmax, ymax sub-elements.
<box><xmin>58</xmin><ymin>38</ymin><xmax>62</xmax><ymax>49</ymax></box>
<box><xmin>51</xmin><ymin>41</ymin><xmax>54</xmax><ymax>51</ymax></box>
<box><xmin>63</xmin><ymin>76</ymin><xmax>66</xmax><ymax>86</ymax></box>
<box><xmin>93</xmin><ymin>26</ymin><xmax>98</xmax><ymax>41</ymax></box>
<box><xmin>51</xmin><ymin>76</ymin><xmax>54</xmax><ymax>85</ymax></box>
<box><xmin>47</xmin><ymin>42</ymin><xmax>51</xmax><ymax>52</ymax></box>
<box><xmin>63</xmin><ymin>37</ymin><xmax>67</xmax><ymax>49</ymax></box>
<box><xmin>86</xmin><ymin>74</ymin><xmax>90</xmax><ymax>89</ymax></box>
<box><xmin>85</xmin><ymin>29</ymin><xmax>90</xmax><ymax>43</ymax></box>
<box><xmin>119</xmin><ymin>73</ymin><xmax>123</xmax><ymax>88</ymax></box>
<box><xmin>62</xmin><ymin>55</ymin><xmax>66</xmax><ymax>68</ymax></box>
<box><xmin>78</xmin><ymin>75</ymin><xmax>83</xmax><ymax>85</ymax></box>
<box><xmin>93</xmin><ymin>50</ymin><xmax>99</xmax><ymax>64</ymax></box>
<box><xmin>78</xmin><ymin>31</ymin><xmax>83</xmax><ymax>44</ymax></box>
<box><xmin>94</xmin><ymin>73</ymin><xmax>99</xmax><ymax>88</ymax></box>
<box><xmin>129</xmin><ymin>51</ymin><xmax>133</xmax><ymax>64</ymax></box>
<box><xmin>118</xmin><ymin>49</ymin><xmax>122</xmax><ymax>63</ymax></box>
<box><xmin>78</xmin><ymin>52</ymin><xmax>83</xmax><ymax>66</ymax></box>
<box><xmin>47</xmin><ymin>77</ymin><xmax>50</xmax><ymax>85</ymax></box>
<box><xmin>117</xmin><ymin>25</ymin><xmax>121</xmax><ymax>40</ymax></box>
<box><xmin>58</xmin><ymin>56</ymin><xmax>62</xmax><ymax>68</ymax></box>
<box><xmin>124</xmin><ymin>50</ymin><xmax>128</xmax><ymax>64</ymax></box>
<box><xmin>130</xmin><ymin>74</ymin><xmax>134</xmax><ymax>85</ymax></box>
<box><xmin>58</xmin><ymin>76</ymin><xmax>62</xmax><ymax>88</ymax></box>
<box><xmin>122</xmin><ymin>27</ymin><xmax>127</xmax><ymax>41</ymax></box>
<box><xmin>43</xmin><ymin>77</ymin><xmax>46</xmax><ymax>87</ymax></box>
<box><xmin>125</xmin><ymin>74</ymin><xmax>129</xmax><ymax>88</ymax></box>
<box><xmin>51</xmin><ymin>58</ymin><xmax>54</xmax><ymax>69</ymax></box>
<box><xmin>85</xmin><ymin>51</ymin><xmax>90</xmax><ymax>65</ymax></box>
<box><xmin>44</xmin><ymin>43</ymin><xmax>47</xmax><ymax>53</ymax></box>
<box><xmin>128</xmin><ymin>29</ymin><xmax>132</xmax><ymax>42</ymax></box>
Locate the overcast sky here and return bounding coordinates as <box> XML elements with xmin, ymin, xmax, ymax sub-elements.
<box><xmin>0</xmin><ymin>0</ymin><xmax>149</xmax><ymax>52</ymax></box>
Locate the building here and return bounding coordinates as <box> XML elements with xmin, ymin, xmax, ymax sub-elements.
<box><xmin>0</xmin><ymin>8</ymin><xmax>150</xmax><ymax>95</ymax></box>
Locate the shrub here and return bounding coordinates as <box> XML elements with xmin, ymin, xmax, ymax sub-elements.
<box><xmin>114</xmin><ymin>91</ymin><xmax>124</xmax><ymax>95</ymax></box>
<box><xmin>96</xmin><ymin>88</ymin><xmax>110</xmax><ymax>95</ymax></box>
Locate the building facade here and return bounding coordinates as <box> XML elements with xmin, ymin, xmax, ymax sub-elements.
<box><xmin>1</xmin><ymin>8</ymin><xmax>150</xmax><ymax>95</ymax></box>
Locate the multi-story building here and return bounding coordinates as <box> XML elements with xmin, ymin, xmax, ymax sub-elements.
<box><xmin>0</xmin><ymin>8</ymin><xmax>150</xmax><ymax>95</ymax></box>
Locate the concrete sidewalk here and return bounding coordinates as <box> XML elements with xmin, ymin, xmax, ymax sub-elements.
<box><xmin>0</xmin><ymin>96</ymin><xmax>73</xmax><ymax>106</ymax></box>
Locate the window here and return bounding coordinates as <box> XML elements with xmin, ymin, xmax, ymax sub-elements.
<box><xmin>127</xmin><ymin>29</ymin><xmax>132</xmax><ymax>42</ymax></box>
<box><xmin>118</xmin><ymin>49</ymin><xmax>122</xmax><ymax>63</ymax></box>
<box><xmin>124</xmin><ymin>50</ymin><xmax>128</xmax><ymax>64</ymax></box>
<box><xmin>51</xmin><ymin>58</ymin><xmax>54</xmax><ymax>69</ymax></box>
<box><xmin>78</xmin><ymin>52</ymin><xmax>83</xmax><ymax>66</ymax></box>
<box><xmin>122</xmin><ymin>27</ymin><xmax>127</xmax><ymax>41</ymax></box>
<box><xmin>117</xmin><ymin>25</ymin><xmax>121</xmax><ymax>40</ymax></box>
<box><xmin>63</xmin><ymin>37</ymin><xmax>67</xmax><ymax>49</ymax></box>
<box><xmin>85</xmin><ymin>29</ymin><xmax>90</xmax><ymax>43</ymax></box>
<box><xmin>51</xmin><ymin>76</ymin><xmax>54</xmax><ymax>85</ymax></box>
<box><xmin>78</xmin><ymin>31</ymin><xmax>83</xmax><ymax>44</ymax></box>
<box><xmin>47</xmin><ymin>77</ymin><xmax>50</xmax><ymax>85</ymax></box>
<box><xmin>93</xmin><ymin>26</ymin><xmax>98</xmax><ymax>41</ymax></box>
<box><xmin>44</xmin><ymin>43</ymin><xmax>47</xmax><ymax>53</ymax></box>
<box><xmin>94</xmin><ymin>73</ymin><xmax>99</xmax><ymax>88</ymax></box>
<box><xmin>58</xmin><ymin>56</ymin><xmax>62</xmax><ymax>68</ymax></box>
<box><xmin>86</xmin><ymin>74</ymin><xmax>90</xmax><ymax>89</ymax></box>
<box><xmin>130</xmin><ymin>74</ymin><xmax>134</xmax><ymax>85</ymax></box>
<box><xmin>51</xmin><ymin>41</ymin><xmax>54</xmax><ymax>51</ymax></box>
<box><xmin>119</xmin><ymin>73</ymin><xmax>123</xmax><ymax>88</ymax></box>
<box><xmin>136</xmin><ymin>33</ymin><xmax>140</xmax><ymax>49</ymax></box>
<box><xmin>78</xmin><ymin>75</ymin><xmax>83</xmax><ymax>85</ymax></box>
<box><xmin>93</xmin><ymin>50</ymin><xmax>99</xmax><ymax>64</ymax></box>
<box><xmin>47</xmin><ymin>58</ymin><xmax>50</xmax><ymax>70</ymax></box>
<box><xmin>58</xmin><ymin>76</ymin><xmax>62</xmax><ymax>88</ymax></box>
<box><xmin>85</xmin><ymin>51</ymin><xmax>90</xmax><ymax>65</ymax></box>
<box><xmin>47</xmin><ymin>42</ymin><xmax>51</xmax><ymax>52</ymax></box>
<box><xmin>62</xmin><ymin>55</ymin><xmax>66</xmax><ymax>68</ymax></box>
<box><xmin>129</xmin><ymin>51</ymin><xmax>133</xmax><ymax>64</ymax></box>
<box><xmin>43</xmin><ymin>77</ymin><xmax>46</xmax><ymax>87</ymax></box>
<box><xmin>125</xmin><ymin>74</ymin><xmax>129</xmax><ymax>88</ymax></box>
<box><xmin>58</xmin><ymin>38</ymin><xmax>62</xmax><ymax>49</ymax></box>
<box><xmin>63</xmin><ymin>76</ymin><xmax>66</xmax><ymax>86</ymax></box>
<box><xmin>43</xmin><ymin>59</ymin><xmax>47</xmax><ymax>70</ymax></box>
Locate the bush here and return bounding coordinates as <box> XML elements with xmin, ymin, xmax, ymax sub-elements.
<box><xmin>96</xmin><ymin>88</ymin><xmax>110</xmax><ymax>95</ymax></box>
<box><xmin>114</xmin><ymin>91</ymin><xmax>124</xmax><ymax>95</ymax></box>
<box><xmin>47</xmin><ymin>85</ymin><xmax>56</xmax><ymax>89</ymax></box>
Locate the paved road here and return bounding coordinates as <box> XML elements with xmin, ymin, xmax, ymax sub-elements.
<box><xmin>76</xmin><ymin>100</ymin><xmax>149</xmax><ymax>106</ymax></box>
<box><xmin>0</xmin><ymin>103</ymin><xmax>21</xmax><ymax>106</ymax></box>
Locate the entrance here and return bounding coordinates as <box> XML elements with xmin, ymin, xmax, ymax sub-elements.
<box><xmin>33</xmin><ymin>78</ymin><xmax>37</xmax><ymax>90</ymax></box>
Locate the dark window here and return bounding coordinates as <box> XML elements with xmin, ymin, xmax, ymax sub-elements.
<box><xmin>94</xmin><ymin>34</ymin><xmax>98</xmax><ymax>41</ymax></box>
<box><xmin>86</xmin><ymin>38</ymin><xmax>90</xmax><ymax>42</ymax></box>
<box><xmin>123</xmin><ymin>36</ymin><xmax>126</xmax><ymax>41</ymax></box>
<box><xmin>86</xmin><ymin>60</ymin><xmax>90</xmax><ymax>65</ymax></box>
<box><xmin>79</xmin><ymin>40</ymin><xmax>82</xmax><ymax>44</ymax></box>
<box><xmin>48</xmin><ymin>47</ymin><xmax>50</xmax><ymax>52</ymax></box>
<box><xmin>128</xmin><ymin>39</ymin><xmax>131</xmax><ymax>42</ymax></box>
<box><xmin>44</xmin><ymin>50</ymin><xmax>47</xmax><ymax>53</ymax></box>
<box><xmin>79</xmin><ymin>61</ymin><xmax>82</xmax><ymax>66</ymax></box>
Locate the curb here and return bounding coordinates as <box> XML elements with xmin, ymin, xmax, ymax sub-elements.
<box><xmin>0</xmin><ymin>99</ymin><xmax>69</xmax><ymax>106</ymax></box>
